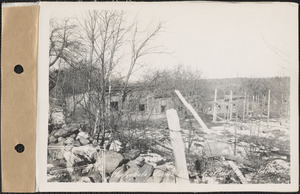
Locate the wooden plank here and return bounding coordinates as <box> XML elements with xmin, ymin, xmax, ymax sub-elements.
<box><xmin>227</xmin><ymin>160</ymin><xmax>248</xmax><ymax>184</ymax></box>
<box><xmin>166</xmin><ymin>109</ymin><xmax>190</xmax><ymax>184</ymax></box>
<box><xmin>175</xmin><ymin>90</ymin><xmax>210</xmax><ymax>133</ymax></box>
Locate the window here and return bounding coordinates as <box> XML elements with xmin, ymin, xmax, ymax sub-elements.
<box><xmin>161</xmin><ymin>105</ymin><xmax>166</xmax><ymax>113</ymax></box>
<box><xmin>110</xmin><ymin>101</ymin><xmax>118</xmax><ymax>111</ymax></box>
<box><xmin>139</xmin><ymin>104</ymin><xmax>146</xmax><ymax>112</ymax></box>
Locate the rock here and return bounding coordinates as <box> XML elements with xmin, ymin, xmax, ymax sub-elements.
<box><xmin>56</xmin><ymin>150</ymin><xmax>65</xmax><ymax>160</ymax></box>
<box><xmin>70</xmin><ymin>134</ymin><xmax>76</xmax><ymax>139</ymax></box>
<box><xmin>109</xmin><ymin>140</ymin><xmax>122</xmax><ymax>152</ymax></box>
<box><xmin>146</xmin><ymin>176</ymin><xmax>155</xmax><ymax>183</ymax></box>
<box><xmin>161</xmin><ymin>171</ymin><xmax>176</xmax><ymax>183</ymax></box>
<box><xmin>49</xmin><ymin>136</ymin><xmax>58</xmax><ymax>143</ymax></box>
<box><xmin>76</xmin><ymin>131</ymin><xmax>90</xmax><ymax>140</ymax></box>
<box><xmin>124</xmin><ymin>149</ymin><xmax>141</xmax><ymax>160</ymax></box>
<box><xmin>204</xmin><ymin>140</ymin><xmax>234</xmax><ymax>157</ymax></box>
<box><xmin>205</xmin><ymin>177</ymin><xmax>217</xmax><ymax>184</ymax></box>
<box><xmin>78</xmin><ymin>137</ymin><xmax>90</xmax><ymax>145</ymax></box>
<box><xmin>62</xmin><ymin>123</ymin><xmax>80</xmax><ymax>132</ymax></box>
<box><xmin>259</xmin><ymin>160</ymin><xmax>290</xmax><ymax>175</ymax></box>
<box><xmin>121</xmin><ymin>163</ymin><xmax>154</xmax><ymax>183</ymax></box>
<box><xmin>58</xmin><ymin>137</ymin><xmax>66</xmax><ymax>142</ymax></box>
<box><xmin>126</xmin><ymin>156</ymin><xmax>145</xmax><ymax>168</ymax></box>
<box><xmin>51</xmin><ymin>159</ymin><xmax>66</xmax><ymax>169</ymax></box>
<box><xmin>48</xmin><ymin>141</ymin><xmax>64</xmax><ymax>147</ymax></box>
<box><xmin>47</xmin><ymin>164</ymin><xmax>54</xmax><ymax>172</ymax></box>
<box><xmin>50</xmin><ymin>109</ymin><xmax>65</xmax><ymax>128</ymax></box>
<box><xmin>72</xmin><ymin>145</ymin><xmax>98</xmax><ymax>161</ymax></box>
<box><xmin>64</xmin><ymin>137</ymin><xmax>75</xmax><ymax>145</ymax></box>
<box><xmin>110</xmin><ymin>165</ymin><xmax>126</xmax><ymax>183</ymax></box>
<box><xmin>141</xmin><ymin>153</ymin><xmax>164</xmax><ymax>167</ymax></box>
<box><xmin>78</xmin><ymin>177</ymin><xmax>92</xmax><ymax>183</ymax></box>
<box><xmin>152</xmin><ymin>168</ymin><xmax>165</xmax><ymax>183</ymax></box>
<box><xmin>73</xmin><ymin>140</ymin><xmax>81</xmax><ymax>147</ymax></box>
<box><xmin>95</xmin><ymin>150</ymin><xmax>124</xmax><ymax>174</ymax></box>
<box><xmin>54</xmin><ymin>128</ymin><xmax>69</xmax><ymax>138</ymax></box>
<box><xmin>134</xmin><ymin>163</ymin><xmax>154</xmax><ymax>182</ymax></box>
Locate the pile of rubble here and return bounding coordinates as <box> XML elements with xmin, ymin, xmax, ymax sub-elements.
<box><xmin>47</xmin><ymin>109</ymin><xmax>179</xmax><ymax>183</ymax></box>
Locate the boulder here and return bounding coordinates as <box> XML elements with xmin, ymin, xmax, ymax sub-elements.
<box><xmin>49</xmin><ymin>136</ymin><xmax>58</xmax><ymax>144</ymax></box>
<box><xmin>126</xmin><ymin>156</ymin><xmax>145</xmax><ymax>168</ymax></box>
<box><xmin>120</xmin><ymin>164</ymin><xmax>140</xmax><ymax>182</ymax></box>
<box><xmin>135</xmin><ymin>163</ymin><xmax>154</xmax><ymax>182</ymax></box>
<box><xmin>95</xmin><ymin>150</ymin><xmax>124</xmax><ymax>174</ymax></box>
<box><xmin>76</xmin><ymin>131</ymin><xmax>90</xmax><ymax>139</ymax></box>
<box><xmin>124</xmin><ymin>149</ymin><xmax>141</xmax><ymax>160</ymax></box>
<box><xmin>152</xmin><ymin>168</ymin><xmax>165</xmax><ymax>183</ymax></box>
<box><xmin>78</xmin><ymin>137</ymin><xmax>90</xmax><ymax>146</ymax></box>
<box><xmin>47</xmin><ymin>164</ymin><xmax>54</xmax><ymax>172</ymax></box>
<box><xmin>78</xmin><ymin>177</ymin><xmax>92</xmax><ymax>183</ymax></box>
<box><xmin>48</xmin><ymin>141</ymin><xmax>65</xmax><ymax>147</ymax></box>
<box><xmin>73</xmin><ymin>140</ymin><xmax>81</xmax><ymax>147</ymax></box>
<box><xmin>62</xmin><ymin>123</ymin><xmax>80</xmax><ymax>132</ymax></box>
<box><xmin>54</xmin><ymin>128</ymin><xmax>69</xmax><ymax>138</ymax></box>
<box><xmin>58</xmin><ymin>137</ymin><xmax>66</xmax><ymax>142</ymax></box>
<box><xmin>257</xmin><ymin>159</ymin><xmax>290</xmax><ymax>183</ymax></box>
<box><xmin>162</xmin><ymin>171</ymin><xmax>176</xmax><ymax>183</ymax></box>
<box><xmin>64</xmin><ymin>137</ymin><xmax>75</xmax><ymax>145</ymax></box>
<box><xmin>50</xmin><ymin>109</ymin><xmax>65</xmax><ymax>128</ymax></box>
<box><xmin>109</xmin><ymin>140</ymin><xmax>122</xmax><ymax>152</ymax></box>
<box><xmin>70</xmin><ymin>134</ymin><xmax>76</xmax><ymax>139</ymax></box>
<box><xmin>141</xmin><ymin>153</ymin><xmax>164</xmax><ymax>167</ymax></box>
<box><xmin>121</xmin><ymin>163</ymin><xmax>154</xmax><ymax>183</ymax></box>
<box><xmin>72</xmin><ymin>145</ymin><xmax>98</xmax><ymax>161</ymax></box>
<box><xmin>56</xmin><ymin>150</ymin><xmax>66</xmax><ymax>160</ymax></box>
<box><xmin>110</xmin><ymin>165</ymin><xmax>126</xmax><ymax>183</ymax></box>
<box><xmin>146</xmin><ymin>176</ymin><xmax>155</xmax><ymax>183</ymax></box>
<box><xmin>204</xmin><ymin>140</ymin><xmax>234</xmax><ymax>157</ymax></box>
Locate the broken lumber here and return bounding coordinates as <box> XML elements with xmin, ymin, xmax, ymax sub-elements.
<box><xmin>175</xmin><ymin>90</ymin><xmax>210</xmax><ymax>133</ymax></box>
<box><xmin>166</xmin><ymin>109</ymin><xmax>190</xmax><ymax>184</ymax></box>
<box><xmin>226</xmin><ymin>160</ymin><xmax>248</xmax><ymax>184</ymax></box>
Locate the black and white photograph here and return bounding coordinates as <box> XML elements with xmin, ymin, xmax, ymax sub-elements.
<box><xmin>36</xmin><ymin>2</ymin><xmax>298</xmax><ymax>192</ymax></box>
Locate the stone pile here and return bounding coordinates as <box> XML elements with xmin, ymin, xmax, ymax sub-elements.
<box><xmin>47</xmin><ymin>119</ymin><xmax>177</xmax><ymax>183</ymax></box>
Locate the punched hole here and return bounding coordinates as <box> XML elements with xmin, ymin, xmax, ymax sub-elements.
<box><xmin>15</xmin><ymin>144</ymin><xmax>25</xmax><ymax>153</ymax></box>
<box><xmin>14</xmin><ymin>64</ymin><xmax>24</xmax><ymax>74</ymax></box>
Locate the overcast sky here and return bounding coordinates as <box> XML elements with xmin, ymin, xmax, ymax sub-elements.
<box><xmin>48</xmin><ymin>2</ymin><xmax>298</xmax><ymax>79</ymax></box>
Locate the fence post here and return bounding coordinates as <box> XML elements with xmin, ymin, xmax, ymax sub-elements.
<box><xmin>243</xmin><ymin>92</ymin><xmax>246</xmax><ymax>121</ymax></box>
<box><xmin>267</xmin><ymin>90</ymin><xmax>271</xmax><ymax>127</ymax></box>
<box><xmin>166</xmin><ymin>109</ymin><xmax>190</xmax><ymax>184</ymax></box>
<box><xmin>213</xmin><ymin>89</ymin><xmax>217</xmax><ymax>122</ymax></box>
<box><xmin>229</xmin><ymin>90</ymin><xmax>233</xmax><ymax>120</ymax></box>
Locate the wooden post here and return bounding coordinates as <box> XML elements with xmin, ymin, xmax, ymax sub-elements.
<box><xmin>93</xmin><ymin>110</ymin><xmax>100</xmax><ymax>136</ymax></box>
<box><xmin>246</xmin><ymin>95</ymin><xmax>249</xmax><ymax>118</ymax></box>
<box><xmin>175</xmin><ymin>90</ymin><xmax>209</xmax><ymax>133</ymax></box>
<box><xmin>242</xmin><ymin>92</ymin><xmax>246</xmax><ymax>121</ymax></box>
<box><xmin>213</xmin><ymin>89</ymin><xmax>217</xmax><ymax>122</ymax></box>
<box><xmin>229</xmin><ymin>90</ymin><xmax>233</xmax><ymax>121</ymax></box>
<box><xmin>267</xmin><ymin>90</ymin><xmax>271</xmax><ymax>126</ymax></box>
<box><xmin>166</xmin><ymin>109</ymin><xmax>190</xmax><ymax>184</ymax></box>
<box><xmin>252</xmin><ymin>95</ymin><xmax>255</xmax><ymax>116</ymax></box>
